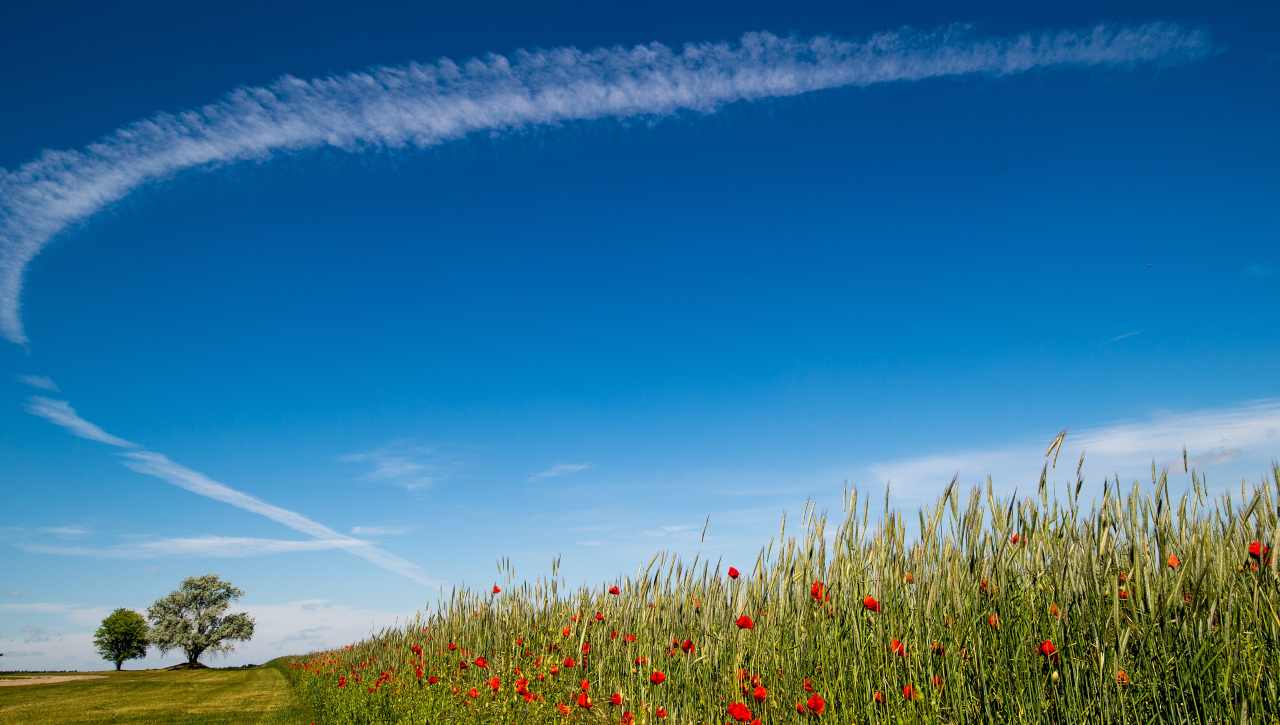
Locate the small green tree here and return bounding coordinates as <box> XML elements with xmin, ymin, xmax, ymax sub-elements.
<box><xmin>147</xmin><ymin>574</ymin><xmax>255</xmax><ymax>666</ymax></box>
<box><xmin>93</xmin><ymin>608</ymin><xmax>150</xmax><ymax>670</ymax></box>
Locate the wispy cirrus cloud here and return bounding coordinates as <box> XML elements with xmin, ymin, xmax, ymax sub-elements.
<box><xmin>1109</xmin><ymin>330</ymin><xmax>1142</xmax><ymax>343</ymax></box>
<box><xmin>340</xmin><ymin>443</ymin><xmax>447</xmax><ymax>491</ymax></box>
<box><xmin>1</xmin><ymin>524</ymin><xmax>91</xmax><ymax>538</ymax></box>
<box><xmin>530</xmin><ymin>463</ymin><xmax>592</xmax><ymax>480</ymax></box>
<box><xmin>350</xmin><ymin>525</ymin><xmax>413</xmax><ymax>536</ymax></box>
<box><xmin>16</xmin><ymin>374</ymin><xmax>59</xmax><ymax>391</ymax></box>
<box><xmin>0</xmin><ymin>23</ymin><xmax>1209</xmax><ymax>346</ymax></box>
<box><xmin>19</xmin><ymin>535</ymin><xmax>364</xmax><ymax>559</ymax></box>
<box><xmin>865</xmin><ymin>399</ymin><xmax>1280</xmax><ymax>500</ymax></box>
<box><xmin>25</xmin><ymin>396</ymin><xmax>136</xmax><ymax>448</ymax></box>
<box><xmin>23</xmin><ymin>396</ymin><xmax>437</xmax><ymax>586</ymax></box>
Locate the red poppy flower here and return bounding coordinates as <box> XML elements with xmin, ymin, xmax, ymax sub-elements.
<box><xmin>557</xmin><ymin>703</ymin><xmax>572</xmax><ymax>716</ymax></box>
<box><xmin>338</xmin><ymin>675</ymin><xmax>347</xmax><ymax>688</ymax></box>
<box><xmin>609</xmin><ymin>585</ymin><xmax>621</xmax><ymax>596</ymax></box>
<box><xmin>1038</xmin><ymin>639</ymin><xmax>1059</xmax><ymax>663</ymax></box>
<box><xmin>415</xmin><ymin>665</ymin><xmax>424</xmax><ymax>681</ymax></box>
<box><xmin>467</xmin><ymin>687</ymin><xmax>479</xmax><ymax>699</ymax></box>
<box><xmin>610</xmin><ymin>692</ymin><xmax>623</xmax><ymax>706</ymax></box>
<box><xmin>447</xmin><ymin>642</ymin><xmax>458</xmax><ymax>652</ymax></box>
<box><xmin>473</xmin><ymin>656</ymin><xmax>488</xmax><ymax>669</ymax></box>
<box><xmin>428</xmin><ymin>675</ymin><xmax>439</xmax><ymax>685</ymax></box>
<box><xmin>492</xmin><ymin>584</ymin><xmax>501</xmax><ymax>594</ymax></box>
<box><xmin>595</xmin><ymin>611</ymin><xmax>605</xmax><ymax>622</ymax></box>
<box><xmin>577</xmin><ymin>692</ymin><xmax>592</xmax><ymax>709</ymax></box>
<box><xmin>727</xmin><ymin>702</ymin><xmax>753</xmax><ymax>722</ymax></box>
<box><xmin>1167</xmin><ymin>553</ymin><xmax>1181</xmax><ymax>569</ymax></box>
<box><xmin>649</xmin><ymin>670</ymin><xmax>666</xmax><ymax>685</ymax></box>
<box><xmin>681</xmin><ymin>638</ymin><xmax>695</xmax><ymax>654</ymax></box>
<box><xmin>1010</xmin><ymin>533</ymin><xmax>1022</xmax><ymax>544</ymax></box>
<box><xmin>752</xmin><ymin>685</ymin><xmax>767</xmax><ymax>702</ymax></box>
<box><xmin>890</xmin><ymin>639</ymin><xmax>906</xmax><ymax>656</ymax></box>
<box><xmin>562</xmin><ymin>626</ymin><xmax>571</xmax><ymax>637</ymax></box>
<box><xmin>522</xmin><ymin>691</ymin><xmax>536</xmax><ymax>703</ymax></box>
<box><xmin>736</xmin><ymin>615</ymin><xmax>755</xmax><ymax>630</ymax></box>
<box><xmin>728</xmin><ymin>566</ymin><xmax>740</xmax><ymax>579</ymax></box>
<box><xmin>624</xmin><ymin>633</ymin><xmax>637</xmax><ymax>643</ymax></box>
<box><xmin>410</xmin><ymin>643</ymin><xmax>422</xmax><ymax>656</ymax></box>
<box><xmin>902</xmin><ymin>684</ymin><xmax>918</xmax><ymax>700</ymax></box>
<box><xmin>987</xmin><ymin>613</ymin><xmax>1000</xmax><ymax>629</ymax></box>
<box><xmin>803</xmin><ymin>677</ymin><xmax>815</xmax><ymax>692</ymax></box>
<box><xmin>806</xmin><ymin>693</ymin><xmax>826</xmax><ymax>714</ymax></box>
<box><xmin>1118</xmin><ymin>589</ymin><xmax>1129</xmax><ymax>600</ymax></box>
<box><xmin>873</xmin><ymin>690</ymin><xmax>885</xmax><ymax>705</ymax></box>
<box><xmin>863</xmin><ymin>595</ymin><xmax>880</xmax><ymax>612</ymax></box>
<box><xmin>795</xmin><ymin>702</ymin><xmax>806</xmax><ymax>714</ymax></box>
<box><xmin>563</xmin><ymin>656</ymin><xmax>576</xmax><ymax>668</ymax></box>
<box><xmin>581</xmin><ymin>642</ymin><xmax>591</xmax><ymax>654</ymax></box>
<box><xmin>1248</xmin><ymin>540</ymin><xmax>1272</xmax><ymax>560</ymax></box>
<box><xmin>931</xmin><ymin>674</ymin><xmax>944</xmax><ymax>689</ymax></box>
<box><xmin>655</xmin><ymin>706</ymin><xmax>668</xmax><ymax>719</ymax></box>
<box><xmin>580</xmin><ymin>679</ymin><xmax>590</xmax><ymax>693</ymax></box>
<box><xmin>488</xmin><ymin>676</ymin><xmax>500</xmax><ymax>692</ymax></box>
<box><xmin>810</xmin><ymin>580</ymin><xmax>825</xmax><ymax>602</ymax></box>
<box><xmin>621</xmin><ymin>711</ymin><xmax>635</xmax><ymax>725</ymax></box>
<box><xmin>1116</xmin><ymin>669</ymin><xmax>1131</xmax><ymax>686</ymax></box>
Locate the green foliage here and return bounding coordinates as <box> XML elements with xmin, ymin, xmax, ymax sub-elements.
<box><xmin>283</xmin><ymin>464</ymin><xmax>1280</xmax><ymax>724</ymax></box>
<box><xmin>147</xmin><ymin>574</ymin><xmax>255</xmax><ymax>666</ymax></box>
<box><xmin>92</xmin><ymin>608</ymin><xmax>149</xmax><ymax>671</ymax></box>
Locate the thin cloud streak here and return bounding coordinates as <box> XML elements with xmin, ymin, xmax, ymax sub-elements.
<box><xmin>25</xmin><ymin>396</ymin><xmax>136</xmax><ymax>448</ymax></box>
<box><xmin>16</xmin><ymin>374</ymin><xmax>59</xmax><ymax>391</ymax></box>
<box><xmin>866</xmin><ymin>398</ymin><xmax>1280</xmax><ymax>499</ymax></box>
<box><xmin>350</xmin><ymin>525</ymin><xmax>413</xmax><ymax>536</ymax></box>
<box><xmin>24</xmin><ymin>396</ymin><xmax>437</xmax><ymax>586</ymax></box>
<box><xmin>19</xmin><ymin>535</ymin><xmax>365</xmax><ymax>559</ymax></box>
<box><xmin>0</xmin><ymin>23</ymin><xmax>1208</xmax><ymax>345</ymax></box>
<box><xmin>530</xmin><ymin>463</ymin><xmax>592</xmax><ymax>480</ymax></box>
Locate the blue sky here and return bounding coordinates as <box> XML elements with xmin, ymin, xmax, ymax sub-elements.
<box><xmin>2</xmin><ymin>1</ymin><xmax>1278</xmax><ymax>669</ymax></box>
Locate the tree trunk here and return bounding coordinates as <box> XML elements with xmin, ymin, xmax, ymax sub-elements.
<box><xmin>115</xmin><ymin>661</ymin><xmax>122</xmax><ymax>671</ymax></box>
<box><xmin>187</xmin><ymin>649</ymin><xmax>202</xmax><ymax>666</ymax></box>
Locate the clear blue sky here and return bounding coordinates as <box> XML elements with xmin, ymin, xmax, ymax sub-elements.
<box><xmin>2</xmin><ymin>1</ymin><xmax>1278</xmax><ymax>669</ymax></box>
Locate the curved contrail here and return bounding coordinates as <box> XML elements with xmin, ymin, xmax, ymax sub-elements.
<box><xmin>0</xmin><ymin>23</ymin><xmax>1208</xmax><ymax>345</ymax></box>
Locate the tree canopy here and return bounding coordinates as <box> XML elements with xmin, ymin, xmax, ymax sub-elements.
<box><xmin>92</xmin><ymin>608</ymin><xmax>150</xmax><ymax>670</ymax></box>
<box><xmin>146</xmin><ymin>574</ymin><xmax>255</xmax><ymax>666</ymax></box>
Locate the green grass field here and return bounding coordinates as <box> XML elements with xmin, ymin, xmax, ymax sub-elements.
<box><xmin>0</xmin><ymin>662</ymin><xmax>310</xmax><ymax>724</ymax></box>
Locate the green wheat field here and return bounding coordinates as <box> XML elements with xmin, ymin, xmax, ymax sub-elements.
<box><xmin>275</xmin><ymin>464</ymin><xmax>1280</xmax><ymax>724</ymax></box>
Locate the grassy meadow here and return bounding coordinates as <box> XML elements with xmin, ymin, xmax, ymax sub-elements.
<box><xmin>282</xmin><ymin>464</ymin><xmax>1280</xmax><ymax>724</ymax></box>
<box><xmin>0</xmin><ymin>663</ymin><xmax>309</xmax><ymax>724</ymax></box>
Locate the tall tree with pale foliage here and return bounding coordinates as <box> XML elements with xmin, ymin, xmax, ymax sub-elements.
<box><xmin>92</xmin><ymin>608</ymin><xmax>149</xmax><ymax>670</ymax></box>
<box><xmin>147</xmin><ymin>574</ymin><xmax>255</xmax><ymax>666</ymax></box>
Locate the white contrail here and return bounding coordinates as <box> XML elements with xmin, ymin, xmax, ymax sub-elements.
<box><xmin>0</xmin><ymin>23</ymin><xmax>1208</xmax><ymax>345</ymax></box>
<box><xmin>24</xmin><ymin>395</ymin><xmax>437</xmax><ymax>586</ymax></box>
<box><xmin>20</xmin><ymin>536</ymin><xmax>365</xmax><ymax>559</ymax></box>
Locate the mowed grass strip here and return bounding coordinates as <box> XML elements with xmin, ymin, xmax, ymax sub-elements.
<box><xmin>0</xmin><ymin>661</ymin><xmax>311</xmax><ymax>724</ymax></box>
